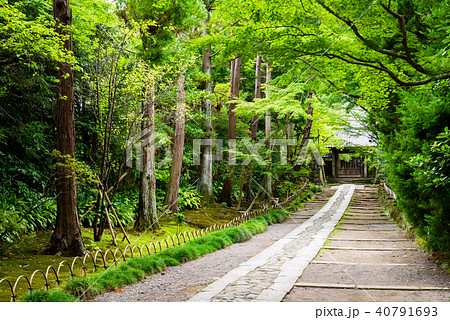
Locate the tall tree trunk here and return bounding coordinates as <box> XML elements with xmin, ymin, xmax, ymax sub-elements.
<box><xmin>237</xmin><ymin>165</ymin><xmax>245</xmax><ymax>210</ymax></box>
<box><xmin>245</xmin><ymin>54</ymin><xmax>263</xmax><ymax>201</ymax></box>
<box><xmin>300</xmin><ymin>90</ymin><xmax>314</xmax><ymax>149</ymax></box>
<box><xmin>294</xmin><ymin>90</ymin><xmax>314</xmax><ymax>170</ymax></box>
<box><xmin>136</xmin><ymin>82</ymin><xmax>160</xmax><ymax>231</ymax></box>
<box><xmin>164</xmin><ymin>72</ymin><xmax>186</xmax><ymax>213</ymax></box>
<box><xmin>264</xmin><ymin>62</ymin><xmax>273</xmax><ymax>198</ymax></box>
<box><xmin>251</xmin><ymin>54</ymin><xmax>262</xmax><ymax>139</ymax></box>
<box><xmin>43</xmin><ymin>0</ymin><xmax>85</xmax><ymax>256</ymax></box>
<box><xmin>218</xmin><ymin>56</ymin><xmax>241</xmax><ymax>206</ymax></box>
<box><xmin>198</xmin><ymin>13</ymin><xmax>214</xmax><ymax>204</ymax></box>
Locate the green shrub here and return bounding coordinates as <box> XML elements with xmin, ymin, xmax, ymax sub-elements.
<box><xmin>242</xmin><ymin>218</ymin><xmax>268</xmax><ymax>235</ymax></box>
<box><xmin>125</xmin><ymin>256</ymin><xmax>166</xmax><ymax>274</ymax></box>
<box><xmin>377</xmin><ymin>88</ymin><xmax>450</xmax><ymax>253</ymax></box>
<box><xmin>21</xmin><ymin>289</ymin><xmax>77</xmax><ymax>302</ymax></box>
<box><xmin>207</xmin><ymin>233</ymin><xmax>233</xmax><ymax>248</ymax></box>
<box><xmin>169</xmin><ymin>246</ymin><xmax>198</xmax><ymax>263</ymax></box>
<box><xmin>267</xmin><ymin>210</ymin><xmax>287</xmax><ymax>223</ymax></box>
<box><xmin>178</xmin><ymin>187</ymin><xmax>202</xmax><ymax>210</ymax></box>
<box><xmin>0</xmin><ymin>198</ymin><xmax>27</xmax><ymax>254</ymax></box>
<box><xmin>159</xmin><ymin>255</ymin><xmax>181</xmax><ymax>267</ymax></box>
<box><xmin>64</xmin><ymin>276</ymin><xmax>99</xmax><ymax>299</ymax></box>
<box><xmin>223</xmin><ymin>227</ymin><xmax>252</xmax><ymax>243</ymax></box>
<box><xmin>0</xmin><ymin>193</ymin><xmax>57</xmax><ymax>254</ymax></box>
<box><xmin>95</xmin><ymin>264</ymin><xmax>146</xmax><ymax>291</ymax></box>
<box><xmin>189</xmin><ymin>235</ymin><xmax>228</xmax><ymax>254</ymax></box>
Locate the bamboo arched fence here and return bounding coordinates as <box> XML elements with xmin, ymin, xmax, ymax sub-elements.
<box><xmin>0</xmin><ymin>206</ymin><xmax>272</xmax><ymax>302</ymax></box>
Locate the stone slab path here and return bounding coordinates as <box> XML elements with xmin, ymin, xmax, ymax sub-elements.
<box><xmin>189</xmin><ymin>184</ymin><xmax>356</xmax><ymax>302</ymax></box>
<box><xmin>283</xmin><ymin>185</ymin><xmax>450</xmax><ymax>302</ymax></box>
<box><xmin>96</xmin><ymin>184</ymin><xmax>450</xmax><ymax>302</ymax></box>
<box><xmin>95</xmin><ymin>185</ymin><xmax>336</xmax><ymax>302</ymax></box>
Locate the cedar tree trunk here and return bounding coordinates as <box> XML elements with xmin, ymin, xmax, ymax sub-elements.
<box><xmin>264</xmin><ymin>62</ymin><xmax>273</xmax><ymax>198</ymax></box>
<box><xmin>245</xmin><ymin>54</ymin><xmax>263</xmax><ymax>201</ymax></box>
<box><xmin>300</xmin><ymin>90</ymin><xmax>313</xmax><ymax>149</ymax></box>
<box><xmin>294</xmin><ymin>90</ymin><xmax>313</xmax><ymax>170</ymax></box>
<box><xmin>218</xmin><ymin>56</ymin><xmax>241</xmax><ymax>206</ymax></box>
<box><xmin>198</xmin><ymin>13</ymin><xmax>214</xmax><ymax>203</ymax></box>
<box><xmin>164</xmin><ymin>72</ymin><xmax>186</xmax><ymax>212</ymax></box>
<box><xmin>43</xmin><ymin>0</ymin><xmax>86</xmax><ymax>256</ymax></box>
<box><xmin>136</xmin><ymin>82</ymin><xmax>160</xmax><ymax>231</ymax></box>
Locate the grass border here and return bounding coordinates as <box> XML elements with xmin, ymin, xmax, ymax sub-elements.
<box><xmin>21</xmin><ymin>210</ymin><xmax>287</xmax><ymax>302</ymax></box>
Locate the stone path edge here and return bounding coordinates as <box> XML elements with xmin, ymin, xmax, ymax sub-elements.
<box><xmin>189</xmin><ymin>184</ymin><xmax>356</xmax><ymax>302</ymax></box>
<box><xmin>254</xmin><ymin>184</ymin><xmax>355</xmax><ymax>302</ymax></box>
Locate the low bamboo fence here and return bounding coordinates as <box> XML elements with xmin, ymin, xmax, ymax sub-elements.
<box><xmin>0</xmin><ymin>206</ymin><xmax>272</xmax><ymax>302</ymax></box>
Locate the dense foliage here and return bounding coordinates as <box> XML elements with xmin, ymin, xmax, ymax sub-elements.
<box><xmin>1</xmin><ymin>0</ymin><xmax>449</xmax><ymax>255</ymax></box>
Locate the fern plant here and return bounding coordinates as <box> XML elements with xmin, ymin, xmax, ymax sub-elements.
<box><xmin>177</xmin><ymin>187</ymin><xmax>202</xmax><ymax>211</ymax></box>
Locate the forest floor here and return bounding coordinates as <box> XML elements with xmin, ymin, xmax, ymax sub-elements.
<box><xmin>95</xmin><ymin>184</ymin><xmax>450</xmax><ymax>302</ymax></box>
<box><xmin>0</xmin><ymin>205</ymin><xmax>243</xmax><ymax>301</ymax></box>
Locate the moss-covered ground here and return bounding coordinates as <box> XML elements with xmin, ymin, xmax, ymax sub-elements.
<box><xmin>0</xmin><ymin>207</ymin><xmax>243</xmax><ymax>302</ymax></box>
<box><xmin>1</xmin><ymin>191</ymin><xmax>315</xmax><ymax>302</ymax></box>
<box><xmin>20</xmin><ymin>210</ymin><xmax>287</xmax><ymax>302</ymax></box>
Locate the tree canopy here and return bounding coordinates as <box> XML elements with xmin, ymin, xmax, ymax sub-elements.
<box><xmin>1</xmin><ymin>0</ymin><xmax>449</xmax><ymax>255</ymax></box>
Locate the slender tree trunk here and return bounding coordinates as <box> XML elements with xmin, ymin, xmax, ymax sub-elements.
<box><xmin>164</xmin><ymin>72</ymin><xmax>186</xmax><ymax>213</ymax></box>
<box><xmin>136</xmin><ymin>81</ymin><xmax>160</xmax><ymax>231</ymax></box>
<box><xmin>218</xmin><ymin>56</ymin><xmax>241</xmax><ymax>206</ymax></box>
<box><xmin>94</xmin><ymin>42</ymin><xmax>125</xmax><ymax>241</ymax></box>
<box><xmin>198</xmin><ymin>13</ymin><xmax>214</xmax><ymax>203</ymax></box>
<box><xmin>300</xmin><ymin>90</ymin><xmax>314</xmax><ymax>149</ymax></box>
<box><xmin>287</xmin><ymin>119</ymin><xmax>294</xmax><ymax>162</ymax></box>
<box><xmin>245</xmin><ymin>55</ymin><xmax>263</xmax><ymax>201</ymax></box>
<box><xmin>264</xmin><ymin>62</ymin><xmax>273</xmax><ymax>198</ymax></box>
<box><xmin>251</xmin><ymin>54</ymin><xmax>262</xmax><ymax>139</ymax></box>
<box><xmin>43</xmin><ymin>0</ymin><xmax>85</xmax><ymax>256</ymax></box>
<box><xmin>294</xmin><ymin>90</ymin><xmax>314</xmax><ymax>170</ymax></box>
<box><xmin>237</xmin><ymin>165</ymin><xmax>245</xmax><ymax>210</ymax></box>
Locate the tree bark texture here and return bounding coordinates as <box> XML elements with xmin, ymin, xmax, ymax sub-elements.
<box><xmin>218</xmin><ymin>56</ymin><xmax>241</xmax><ymax>206</ymax></box>
<box><xmin>245</xmin><ymin>54</ymin><xmax>263</xmax><ymax>201</ymax></box>
<box><xmin>300</xmin><ymin>90</ymin><xmax>313</xmax><ymax>149</ymax></box>
<box><xmin>251</xmin><ymin>54</ymin><xmax>262</xmax><ymax>140</ymax></box>
<box><xmin>198</xmin><ymin>13</ymin><xmax>214</xmax><ymax>204</ymax></box>
<box><xmin>136</xmin><ymin>82</ymin><xmax>160</xmax><ymax>231</ymax></box>
<box><xmin>264</xmin><ymin>62</ymin><xmax>273</xmax><ymax>198</ymax></box>
<box><xmin>294</xmin><ymin>90</ymin><xmax>313</xmax><ymax>170</ymax></box>
<box><xmin>164</xmin><ymin>72</ymin><xmax>186</xmax><ymax>213</ymax></box>
<box><xmin>43</xmin><ymin>0</ymin><xmax>86</xmax><ymax>256</ymax></box>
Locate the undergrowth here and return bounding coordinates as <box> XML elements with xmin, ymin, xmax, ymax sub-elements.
<box><xmin>20</xmin><ymin>209</ymin><xmax>287</xmax><ymax>302</ymax></box>
<box><xmin>286</xmin><ymin>184</ymin><xmax>323</xmax><ymax>211</ymax></box>
<box><xmin>22</xmin><ymin>289</ymin><xmax>77</xmax><ymax>302</ymax></box>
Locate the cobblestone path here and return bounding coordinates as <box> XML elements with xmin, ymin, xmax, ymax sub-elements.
<box><xmin>189</xmin><ymin>184</ymin><xmax>356</xmax><ymax>301</ymax></box>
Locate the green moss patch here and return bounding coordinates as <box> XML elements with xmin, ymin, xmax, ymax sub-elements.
<box><xmin>182</xmin><ymin>207</ymin><xmax>241</xmax><ymax>229</ymax></box>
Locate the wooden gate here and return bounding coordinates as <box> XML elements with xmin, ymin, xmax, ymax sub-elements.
<box><xmin>337</xmin><ymin>156</ymin><xmax>363</xmax><ymax>177</ymax></box>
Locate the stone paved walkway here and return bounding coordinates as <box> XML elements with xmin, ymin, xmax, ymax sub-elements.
<box><xmin>96</xmin><ymin>183</ymin><xmax>450</xmax><ymax>302</ymax></box>
<box><xmin>283</xmin><ymin>185</ymin><xmax>450</xmax><ymax>302</ymax></box>
<box><xmin>189</xmin><ymin>184</ymin><xmax>356</xmax><ymax>302</ymax></box>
